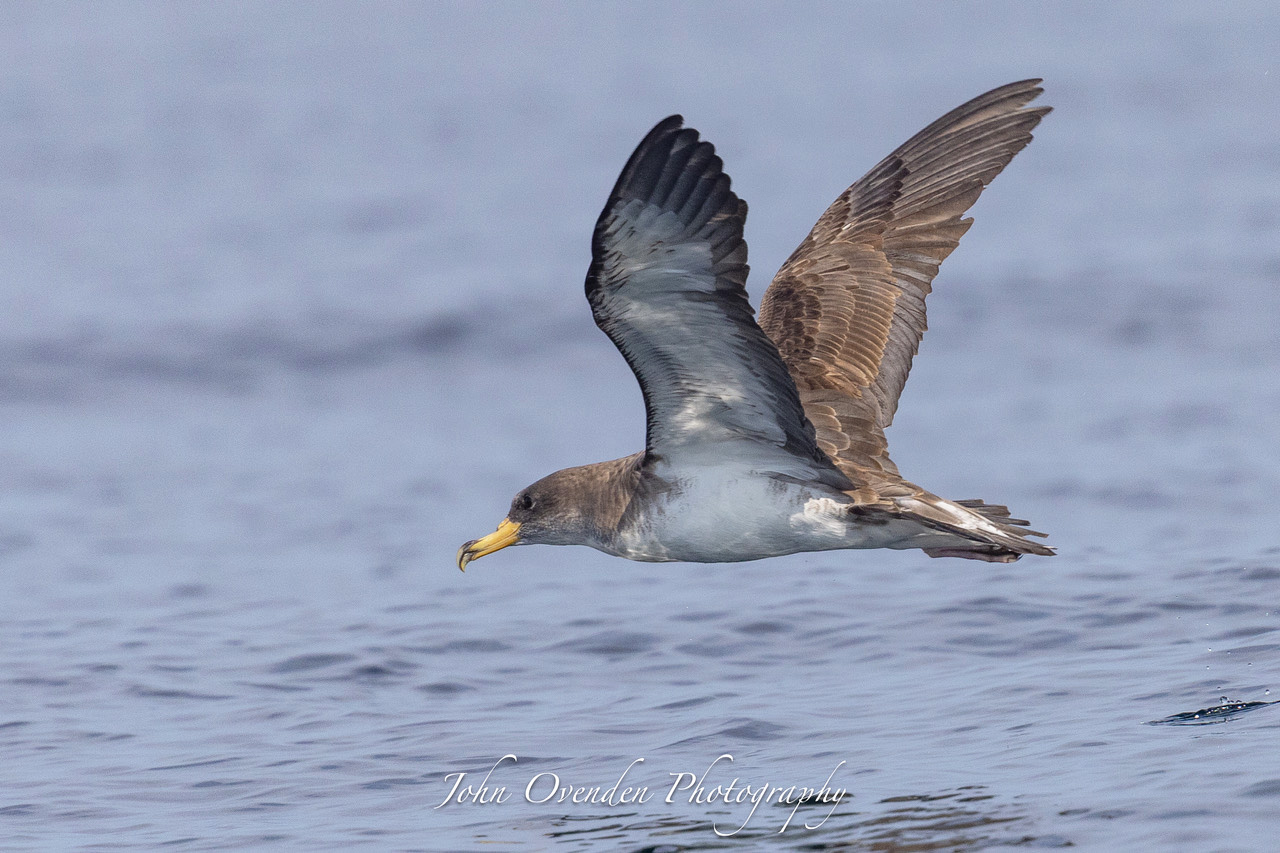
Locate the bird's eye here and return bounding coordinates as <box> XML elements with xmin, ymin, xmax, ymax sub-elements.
<box><xmin>518</xmin><ymin>494</ymin><xmax>535</xmax><ymax>511</ymax></box>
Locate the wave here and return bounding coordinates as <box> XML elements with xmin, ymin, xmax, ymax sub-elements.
<box><xmin>0</xmin><ymin>300</ymin><xmax>589</xmax><ymax>398</ymax></box>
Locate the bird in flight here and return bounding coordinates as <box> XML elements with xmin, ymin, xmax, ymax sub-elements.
<box><xmin>459</xmin><ymin>80</ymin><xmax>1054</xmax><ymax>570</ymax></box>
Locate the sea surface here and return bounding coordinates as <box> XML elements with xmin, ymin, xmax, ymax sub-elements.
<box><xmin>2</xmin><ymin>3</ymin><xmax>1280</xmax><ymax>850</ymax></box>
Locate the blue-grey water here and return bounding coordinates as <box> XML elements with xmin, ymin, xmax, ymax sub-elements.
<box><xmin>3</xmin><ymin>3</ymin><xmax>1280</xmax><ymax>850</ymax></box>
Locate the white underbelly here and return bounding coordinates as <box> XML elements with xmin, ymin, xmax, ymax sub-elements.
<box><xmin>608</xmin><ymin>470</ymin><xmax>923</xmax><ymax>563</ymax></box>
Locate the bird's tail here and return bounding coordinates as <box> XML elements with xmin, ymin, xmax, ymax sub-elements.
<box><xmin>907</xmin><ymin>496</ymin><xmax>1055</xmax><ymax>563</ymax></box>
<box><xmin>880</xmin><ymin>491</ymin><xmax>1049</xmax><ymax>563</ymax></box>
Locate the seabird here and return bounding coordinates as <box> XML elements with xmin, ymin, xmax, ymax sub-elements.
<box><xmin>458</xmin><ymin>79</ymin><xmax>1055</xmax><ymax>570</ymax></box>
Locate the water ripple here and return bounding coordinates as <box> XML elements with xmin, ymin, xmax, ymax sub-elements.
<box><xmin>1148</xmin><ymin>698</ymin><xmax>1278</xmax><ymax>726</ymax></box>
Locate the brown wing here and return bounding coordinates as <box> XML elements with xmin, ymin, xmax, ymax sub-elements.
<box><xmin>758</xmin><ymin>79</ymin><xmax>1050</xmax><ymax>484</ymax></box>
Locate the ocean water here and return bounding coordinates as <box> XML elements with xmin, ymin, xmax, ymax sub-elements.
<box><xmin>2</xmin><ymin>3</ymin><xmax>1280</xmax><ymax>850</ymax></box>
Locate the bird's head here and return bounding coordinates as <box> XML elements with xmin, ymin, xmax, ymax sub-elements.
<box><xmin>456</xmin><ymin>468</ymin><xmax>598</xmax><ymax>570</ymax></box>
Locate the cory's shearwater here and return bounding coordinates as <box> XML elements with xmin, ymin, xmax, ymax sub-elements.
<box><xmin>459</xmin><ymin>79</ymin><xmax>1054</xmax><ymax>570</ymax></box>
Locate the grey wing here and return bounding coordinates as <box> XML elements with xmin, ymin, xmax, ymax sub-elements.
<box><xmin>586</xmin><ymin>116</ymin><xmax>846</xmax><ymax>484</ymax></box>
<box><xmin>758</xmin><ymin>79</ymin><xmax>1050</xmax><ymax>483</ymax></box>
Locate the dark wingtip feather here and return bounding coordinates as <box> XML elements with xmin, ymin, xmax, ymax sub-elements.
<box><xmin>587</xmin><ymin>114</ymin><xmax>748</xmax><ymax>297</ymax></box>
<box><xmin>607</xmin><ymin>115</ymin><xmax>686</xmax><ymax>203</ymax></box>
<box><xmin>602</xmin><ymin>115</ymin><xmax>741</xmax><ymax>225</ymax></box>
